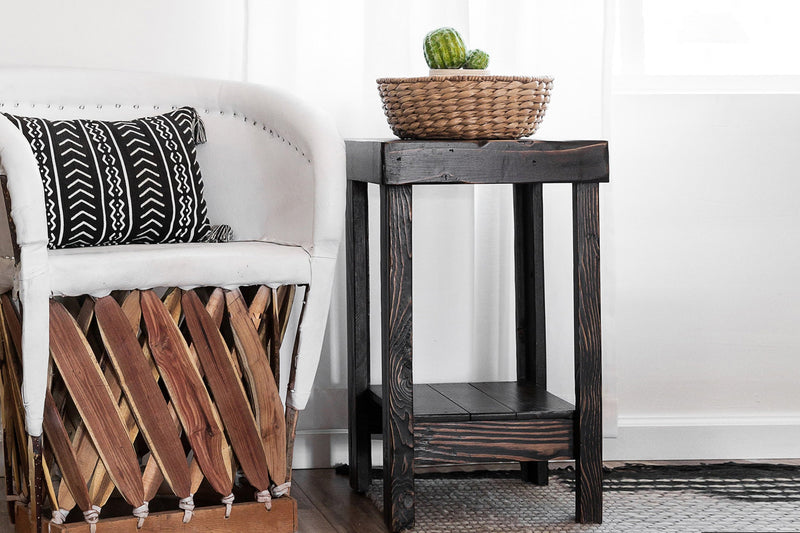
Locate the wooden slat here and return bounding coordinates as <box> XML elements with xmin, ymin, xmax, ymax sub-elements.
<box><xmin>369</xmin><ymin>384</ymin><xmax>468</xmax><ymax>423</ymax></box>
<box><xmin>157</xmin><ymin>288</ymin><xmax>231</xmax><ymax>497</ymax></box>
<box><xmin>167</xmin><ymin>290</ymin><xmax>237</xmax><ymax>489</ymax></box>
<box><xmin>226</xmin><ymin>288</ymin><xmax>287</xmax><ymax>485</ymax></box>
<box><xmin>84</xmin><ymin>294</ymin><xmax>149</xmax><ymax>508</ymax></box>
<box><xmin>471</xmin><ymin>382</ymin><xmax>574</xmax><ymax>419</ymax></box>
<box><xmin>284</xmin><ymin>287</ymin><xmax>306</xmax><ymax>486</ymax></box>
<box><xmin>48</xmin><ymin>301</ymin><xmax>144</xmax><ymax>507</ymax></box>
<box><xmin>371</xmin><ymin>382</ymin><xmax>574</xmax><ymax>423</ymax></box>
<box><xmin>60</xmin><ymin>291</ymin><xmax>151</xmax><ymax>511</ymax></box>
<box><xmin>41</xmin><ymin>454</ymin><xmax>58</xmax><ymax>512</ymax></box>
<box><xmin>41</xmin><ymin>393</ymin><xmax>92</xmax><ymax>512</ymax></box>
<box><xmin>56</xmin><ymin>297</ymin><xmax>99</xmax><ymax>510</ymax></box>
<box><xmin>0</xmin><ymin>301</ymin><xmax>29</xmax><ymax>483</ymax></box>
<box><xmin>117</xmin><ymin>290</ymin><xmax>172</xmax><ymax>501</ymax></box>
<box><xmin>60</xmin><ymin>297</ymin><xmax>112</xmax><ymax>509</ymax></box>
<box><xmin>414</xmin><ymin>419</ymin><xmax>573</xmax><ymax>464</ymax></box>
<box><xmin>120</xmin><ymin>291</ymin><xmax>142</xmax><ymax>336</ymax></box>
<box><xmin>95</xmin><ymin>296</ymin><xmax>192</xmax><ymax>499</ymax></box>
<box><xmin>248</xmin><ymin>286</ymin><xmax>271</xmax><ymax>327</ymax></box>
<box><xmin>200</xmin><ymin>290</ymin><xmax>242</xmax><ymax>380</ymax></box>
<box><xmin>182</xmin><ymin>290</ymin><xmax>272</xmax><ymax>491</ymax></box>
<box><xmin>163</xmin><ymin>289</ymin><xmax>183</xmax><ymax>327</ymax></box>
<box><xmin>75</xmin><ymin>298</ymin><xmax>94</xmax><ymax>333</ymax></box>
<box><xmin>429</xmin><ymin>383</ymin><xmax>515</xmax><ymax>421</ymax></box>
<box><xmin>140</xmin><ymin>290</ymin><xmax>232</xmax><ymax>497</ymax></box>
<box><xmin>265</xmin><ymin>284</ymin><xmax>296</xmax><ymax>391</ymax></box>
<box><xmin>269</xmin><ymin>288</ymin><xmax>282</xmax><ymax>386</ymax></box>
<box><xmin>276</xmin><ymin>285</ymin><xmax>296</xmax><ymax>344</ymax></box>
<box><xmin>3</xmin><ymin>359</ymin><xmax>28</xmax><ymax>508</ymax></box>
<box><xmin>0</xmin><ymin>296</ymin><xmax>30</xmax><ymax>478</ymax></box>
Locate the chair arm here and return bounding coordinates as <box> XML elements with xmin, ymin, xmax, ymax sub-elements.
<box><xmin>0</xmin><ymin>114</ymin><xmax>51</xmax><ymax>436</ymax></box>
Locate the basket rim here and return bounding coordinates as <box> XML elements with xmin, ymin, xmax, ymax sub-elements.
<box><xmin>376</xmin><ymin>75</ymin><xmax>554</xmax><ymax>84</ymax></box>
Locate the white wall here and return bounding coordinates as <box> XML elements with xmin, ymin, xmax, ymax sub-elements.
<box><xmin>604</xmin><ymin>92</ymin><xmax>800</xmax><ymax>459</ymax></box>
<box><xmin>0</xmin><ymin>1</ymin><xmax>246</xmax><ymax>79</ymax></box>
<box><xmin>1</xmin><ymin>0</ymin><xmax>798</xmax><ymax>467</ymax></box>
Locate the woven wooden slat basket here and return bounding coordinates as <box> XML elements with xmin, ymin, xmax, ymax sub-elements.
<box><xmin>377</xmin><ymin>75</ymin><xmax>553</xmax><ymax>140</ymax></box>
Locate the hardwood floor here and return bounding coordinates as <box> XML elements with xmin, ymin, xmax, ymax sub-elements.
<box><xmin>3</xmin><ymin>460</ymin><xmax>800</xmax><ymax>532</ymax></box>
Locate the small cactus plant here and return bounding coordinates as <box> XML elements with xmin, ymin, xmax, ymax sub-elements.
<box><xmin>423</xmin><ymin>27</ymin><xmax>467</xmax><ymax>69</ymax></box>
<box><xmin>464</xmin><ymin>49</ymin><xmax>489</xmax><ymax>69</ymax></box>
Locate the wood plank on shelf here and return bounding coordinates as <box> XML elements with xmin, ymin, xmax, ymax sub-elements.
<box><xmin>370</xmin><ymin>382</ymin><xmax>573</xmax><ymax>423</ymax></box>
<box><xmin>369</xmin><ymin>384</ymin><xmax>468</xmax><ymax>424</ymax></box>
<box><xmin>471</xmin><ymin>382</ymin><xmax>574</xmax><ymax>419</ymax></box>
<box><xmin>415</xmin><ymin>419</ymin><xmax>574</xmax><ymax>465</ymax></box>
<box><xmin>345</xmin><ymin>140</ymin><xmax>384</xmax><ymax>184</ymax></box>
<box><xmin>429</xmin><ymin>383</ymin><xmax>515</xmax><ymax>421</ymax></box>
<box><xmin>381</xmin><ymin>140</ymin><xmax>609</xmax><ymax>185</ymax></box>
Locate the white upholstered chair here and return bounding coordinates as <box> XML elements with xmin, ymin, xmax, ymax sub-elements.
<box><xmin>0</xmin><ymin>67</ymin><xmax>344</xmax><ymax>532</ymax></box>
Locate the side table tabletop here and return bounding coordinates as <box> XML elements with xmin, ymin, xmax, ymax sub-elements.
<box><xmin>345</xmin><ymin>139</ymin><xmax>609</xmax><ymax>532</ymax></box>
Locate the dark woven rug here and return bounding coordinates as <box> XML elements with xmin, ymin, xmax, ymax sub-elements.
<box><xmin>361</xmin><ymin>463</ymin><xmax>800</xmax><ymax>532</ymax></box>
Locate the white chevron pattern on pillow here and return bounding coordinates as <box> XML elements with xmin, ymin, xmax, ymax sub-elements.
<box><xmin>3</xmin><ymin>107</ymin><xmax>211</xmax><ymax>248</ymax></box>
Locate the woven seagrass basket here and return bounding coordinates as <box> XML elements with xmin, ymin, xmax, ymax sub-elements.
<box><xmin>376</xmin><ymin>75</ymin><xmax>553</xmax><ymax>140</ymax></box>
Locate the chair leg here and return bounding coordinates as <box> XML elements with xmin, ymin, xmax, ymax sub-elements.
<box><xmin>283</xmin><ymin>285</ymin><xmax>308</xmax><ymax>494</ymax></box>
<box><xmin>4</xmin><ymin>429</ymin><xmax>15</xmax><ymax>523</ymax></box>
<box><xmin>285</xmin><ymin>406</ymin><xmax>299</xmax><ymax>492</ymax></box>
<box><xmin>521</xmin><ymin>461</ymin><xmax>549</xmax><ymax>485</ymax></box>
<box><xmin>32</xmin><ymin>435</ymin><xmax>44</xmax><ymax>533</ymax></box>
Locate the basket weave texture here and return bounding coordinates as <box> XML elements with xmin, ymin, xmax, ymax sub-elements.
<box><xmin>377</xmin><ymin>75</ymin><xmax>553</xmax><ymax>140</ymax></box>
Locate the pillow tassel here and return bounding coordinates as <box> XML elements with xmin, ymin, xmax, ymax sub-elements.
<box><xmin>193</xmin><ymin>111</ymin><xmax>207</xmax><ymax>145</ymax></box>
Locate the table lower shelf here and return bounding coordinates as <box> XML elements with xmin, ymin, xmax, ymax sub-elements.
<box><xmin>367</xmin><ymin>381</ymin><xmax>576</xmax><ymax>464</ymax></box>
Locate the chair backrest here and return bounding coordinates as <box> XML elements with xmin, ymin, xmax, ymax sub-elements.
<box><xmin>0</xmin><ymin>67</ymin><xmax>317</xmax><ymax>250</ymax></box>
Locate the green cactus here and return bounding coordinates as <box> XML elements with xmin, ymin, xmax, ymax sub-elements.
<box><xmin>465</xmin><ymin>49</ymin><xmax>489</xmax><ymax>69</ymax></box>
<box><xmin>423</xmin><ymin>27</ymin><xmax>466</xmax><ymax>69</ymax></box>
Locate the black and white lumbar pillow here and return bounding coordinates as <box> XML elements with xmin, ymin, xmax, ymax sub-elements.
<box><xmin>3</xmin><ymin>107</ymin><xmax>211</xmax><ymax>248</ymax></box>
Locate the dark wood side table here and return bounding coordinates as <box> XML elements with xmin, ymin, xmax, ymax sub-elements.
<box><xmin>346</xmin><ymin>139</ymin><xmax>609</xmax><ymax>532</ymax></box>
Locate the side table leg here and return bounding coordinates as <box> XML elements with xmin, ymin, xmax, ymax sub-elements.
<box><xmin>381</xmin><ymin>184</ymin><xmax>414</xmax><ymax>532</ymax></box>
<box><xmin>513</xmin><ymin>183</ymin><xmax>549</xmax><ymax>485</ymax></box>
<box><xmin>573</xmin><ymin>182</ymin><xmax>602</xmax><ymax>523</ymax></box>
<box><xmin>347</xmin><ymin>180</ymin><xmax>372</xmax><ymax>492</ymax></box>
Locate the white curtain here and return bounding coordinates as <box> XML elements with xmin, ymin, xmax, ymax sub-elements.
<box><xmin>245</xmin><ymin>0</ymin><xmax>612</xmax><ymax>445</ymax></box>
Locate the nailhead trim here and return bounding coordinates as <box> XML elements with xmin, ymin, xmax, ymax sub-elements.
<box><xmin>0</xmin><ymin>102</ymin><xmax>310</xmax><ymax>160</ymax></box>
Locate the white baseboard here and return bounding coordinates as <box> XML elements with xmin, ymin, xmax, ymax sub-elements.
<box><xmin>604</xmin><ymin>415</ymin><xmax>800</xmax><ymax>461</ymax></box>
<box><xmin>292</xmin><ymin>415</ymin><xmax>800</xmax><ymax>469</ymax></box>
